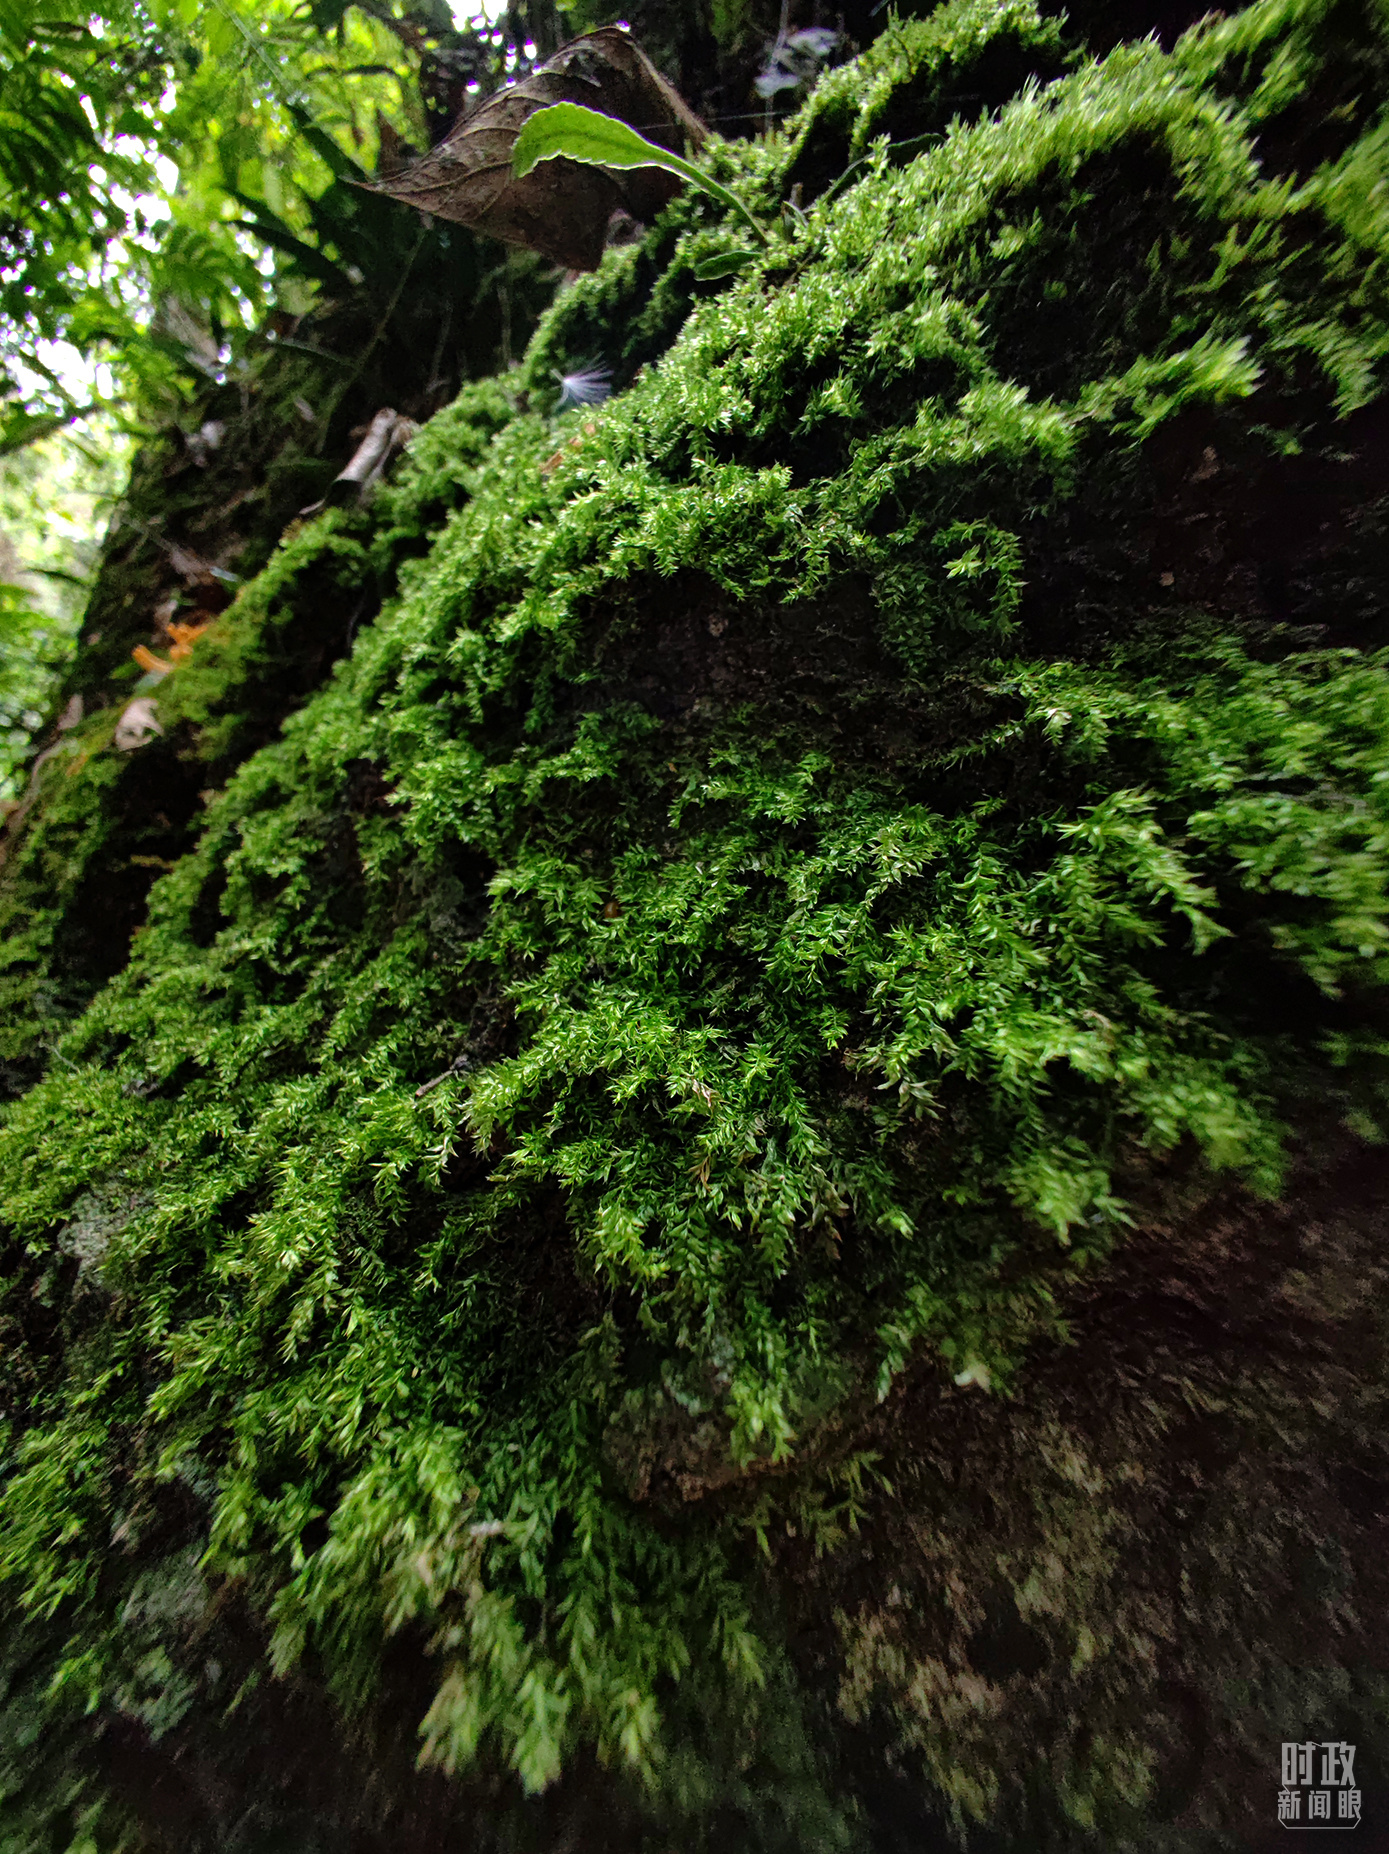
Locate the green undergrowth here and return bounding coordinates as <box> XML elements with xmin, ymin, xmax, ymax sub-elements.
<box><xmin>0</xmin><ymin>383</ymin><xmax>519</xmax><ymax>1084</ymax></box>
<box><xmin>3</xmin><ymin>0</ymin><xmax>1389</xmax><ymax>1842</ymax></box>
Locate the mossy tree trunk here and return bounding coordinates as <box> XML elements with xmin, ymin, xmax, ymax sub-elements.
<box><xmin>2</xmin><ymin>3</ymin><xmax>1389</xmax><ymax>1850</ymax></box>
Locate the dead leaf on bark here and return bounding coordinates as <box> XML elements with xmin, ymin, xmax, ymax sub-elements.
<box><xmin>370</xmin><ymin>27</ymin><xmax>707</xmax><ymax>272</ymax></box>
<box><xmin>300</xmin><ymin>407</ymin><xmax>418</xmax><ymax>516</ymax></box>
<box><xmin>115</xmin><ymin>698</ymin><xmax>164</xmax><ymax>751</ymax></box>
<box><xmin>167</xmin><ymin>541</ymin><xmax>219</xmax><ymax>586</ymax></box>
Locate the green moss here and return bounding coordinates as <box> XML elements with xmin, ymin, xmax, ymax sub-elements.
<box><xmin>0</xmin><ymin>380</ymin><xmax>519</xmax><ymax>1082</ymax></box>
<box><xmin>788</xmin><ymin>0</ymin><xmax>1068</xmax><ymax>166</ymax></box>
<box><xmin>2</xmin><ymin>0</ymin><xmax>1389</xmax><ymax>1842</ymax></box>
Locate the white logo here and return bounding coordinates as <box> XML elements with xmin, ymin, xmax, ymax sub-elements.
<box><xmin>1279</xmin><ymin>1742</ymin><xmax>1362</xmax><ymax>1830</ymax></box>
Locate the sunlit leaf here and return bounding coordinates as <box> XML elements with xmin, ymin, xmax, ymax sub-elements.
<box><xmin>692</xmin><ymin>247</ymin><xmax>760</xmax><ymax>279</ymax></box>
<box><xmin>512</xmin><ymin>101</ymin><xmax>768</xmax><ymax>245</ymax></box>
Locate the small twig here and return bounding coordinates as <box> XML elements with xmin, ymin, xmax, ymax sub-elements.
<box><xmin>414</xmin><ymin>1053</ymin><xmax>472</xmax><ymax>1100</ymax></box>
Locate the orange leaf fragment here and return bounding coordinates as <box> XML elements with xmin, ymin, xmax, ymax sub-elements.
<box><xmin>167</xmin><ymin>620</ymin><xmax>211</xmax><ymax>661</ymax></box>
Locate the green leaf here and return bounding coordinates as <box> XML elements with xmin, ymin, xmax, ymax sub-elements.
<box><xmin>692</xmin><ymin>248</ymin><xmax>760</xmax><ymax>280</ymax></box>
<box><xmin>511</xmin><ymin>102</ymin><xmax>768</xmax><ymax>245</ymax></box>
<box><xmin>287</xmin><ymin>101</ymin><xmax>365</xmax><ymax>182</ymax></box>
<box><xmin>0</xmin><ymin>408</ymin><xmax>73</xmax><ymax>456</ymax></box>
<box><xmin>228</xmin><ymin>192</ymin><xmax>355</xmax><ymax>292</ymax></box>
<box><xmin>0</xmin><ymin>0</ymin><xmax>32</xmax><ymax>46</ymax></box>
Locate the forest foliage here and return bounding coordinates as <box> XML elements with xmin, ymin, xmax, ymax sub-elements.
<box><xmin>0</xmin><ymin>0</ymin><xmax>852</xmax><ymax>786</ymax></box>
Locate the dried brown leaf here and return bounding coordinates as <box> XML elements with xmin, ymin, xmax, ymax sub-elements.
<box><xmin>370</xmin><ymin>28</ymin><xmax>706</xmax><ymax>272</ymax></box>
<box><xmin>115</xmin><ymin>698</ymin><xmax>164</xmax><ymax>752</ymax></box>
<box><xmin>301</xmin><ymin>407</ymin><xmax>418</xmax><ymax>516</ymax></box>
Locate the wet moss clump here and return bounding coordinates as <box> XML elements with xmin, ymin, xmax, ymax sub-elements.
<box><xmin>2</xmin><ymin>0</ymin><xmax>1389</xmax><ymax>1846</ymax></box>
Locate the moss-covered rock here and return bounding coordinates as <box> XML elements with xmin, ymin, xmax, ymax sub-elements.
<box><xmin>2</xmin><ymin>0</ymin><xmax>1389</xmax><ymax>1845</ymax></box>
